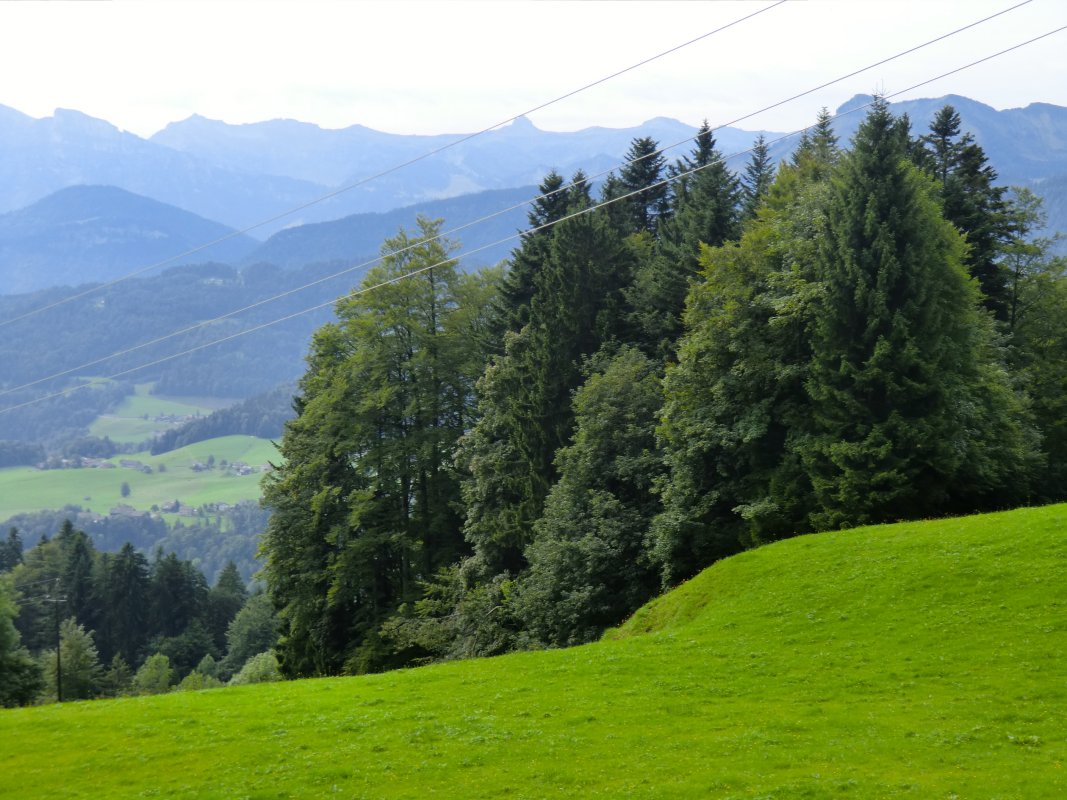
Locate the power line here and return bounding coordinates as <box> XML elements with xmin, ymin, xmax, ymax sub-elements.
<box><xmin>0</xmin><ymin>0</ymin><xmax>789</xmax><ymax>331</ymax></box>
<box><xmin>0</xmin><ymin>0</ymin><xmax>1035</xmax><ymax>402</ymax></box>
<box><xmin>4</xmin><ymin>20</ymin><xmax>1063</xmax><ymax>418</ymax></box>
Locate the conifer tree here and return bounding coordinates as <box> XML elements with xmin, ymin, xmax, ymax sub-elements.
<box><xmin>741</xmin><ymin>134</ymin><xmax>775</xmax><ymax>219</ymax></box>
<box><xmin>800</xmin><ymin>99</ymin><xmax>1032</xmax><ymax>528</ymax></box>
<box><xmin>492</xmin><ymin>170</ymin><xmax>569</xmax><ymax>338</ymax></box>
<box><xmin>460</xmin><ymin>193</ymin><xmax>635</xmax><ymax>575</ymax></box>
<box><xmin>41</xmin><ymin>618</ymin><xmax>103</xmax><ymax>701</ymax></box>
<box><xmin>918</xmin><ymin>105</ymin><xmax>1012</xmax><ymax>319</ymax></box>
<box><xmin>0</xmin><ymin>528</ymin><xmax>22</xmax><ymax>572</ymax></box>
<box><xmin>629</xmin><ymin>123</ymin><xmax>740</xmax><ymax>355</ymax></box>
<box><xmin>95</xmin><ymin>543</ymin><xmax>150</xmax><ymax>667</ymax></box>
<box><xmin>617</xmin><ymin>136</ymin><xmax>670</xmax><ymax>236</ymax></box>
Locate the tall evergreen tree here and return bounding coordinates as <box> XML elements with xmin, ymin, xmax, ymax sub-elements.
<box><xmin>492</xmin><ymin>170</ymin><xmax>570</xmax><ymax>339</ymax></box>
<box><xmin>60</xmin><ymin>529</ymin><xmax>96</xmax><ymax>629</ymax></box>
<box><xmin>617</xmin><ymin>136</ymin><xmax>670</xmax><ymax>236</ymax></box>
<box><xmin>741</xmin><ymin>134</ymin><xmax>775</xmax><ymax>220</ymax></box>
<box><xmin>204</xmin><ymin>561</ymin><xmax>247</xmax><ymax>653</ymax></box>
<box><xmin>629</xmin><ymin>124</ymin><xmax>741</xmax><ymax>355</ymax></box>
<box><xmin>95</xmin><ymin>543</ymin><xmax>150</xmax><ymax>666</ymax></box>
<box><xmin>800</xmin><ymin>99</ymin><xmax>1033</xmax><ymax>528</ymax></box>
<box><xmin>0</xmin><ymin>528</ymin><xmax>22</xmax><ymax>572</ymax></box>
<box><xmin>917</xmin><ymin>105</ymin><xmax>1012</xmax><ymax>319</ymax></box>
<box><xmin>460</xmin><ymin>199</ymin><xmax>635</xmax><ymax>575</ymax></box>
<box><xmin>149</xmin><ymin>551</ymin><xmax>207</xmax><ymax>639</ymax></box>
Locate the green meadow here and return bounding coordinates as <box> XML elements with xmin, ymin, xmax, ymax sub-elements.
<box><xmin>88</xmin><ymin>383</ymin><xmax>234</xmax><ymax>444</ymax></box>
<box><xmin>0</xmin><ymin>436</ymin><xmax>278</xmax><ymax>519</ymax></box>
<box><xmin>2</xmin><ymin>504</ymin><xmax>1064</xmax><ymax>798</ymax></box>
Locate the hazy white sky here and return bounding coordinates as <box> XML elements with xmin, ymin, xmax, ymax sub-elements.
<box><xmin>0</xmin><ymin>0</ymin><xmax>1064</xmax><ymax>138</ymax></box>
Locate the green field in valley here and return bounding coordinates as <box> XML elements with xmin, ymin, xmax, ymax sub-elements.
<box><xmin>2</xmin><ymin>504</ymin><xmax>1064</xmax><ymax>798</ymax></box>
<box><xmin>0</xmin><ymin>436</ymin><xmax>278</xmax><ymax>520</ymax></box>
<box><xmin>87</xmin><ymin>383</ymin><xmax>235</xmax><ymax>445</ymax></box>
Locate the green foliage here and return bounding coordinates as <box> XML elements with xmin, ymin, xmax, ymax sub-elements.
<box><xmin>0</xmin><ymin>528</ymin><xmax>23</xmax><ymax>573</ymax></box>
<box><xmin>656</xmin><ymin>100</ymin><xmax>1036</xmax><ymax>584</ymax></box>
<box><xmin>1002</xmin><ymin>188</ymin><xmax>1067</xmax><ymax>495</ymax></box>
<box><xmin>221</xmin><ymin>593</ymin><xmax>278</xmax><ymax>678</ymax></box>
<box><xmin>517</xmin><ymin>347</ymin><xmax>663</xmax><ymax>645</ymax></box>
<box><xmin>41</xmin><ymin>617</ymin><xmax>104</xmax><ymax>702</ymax></box>
<box><xmin>98</xmin><ymin>655</ymin><xmax>133</xmax><ymax>698</ymax></box>
<box><xmin>654</xmin><ymin>160</ymin><xmax>823</xmax><ymax>583</ymax></box>
<box><xmin>617</xmin><ymin>136</ymin><xmax>669</xmax><ymax>236</ymax></box>
<box><xmin>461</xmin><ymin>197</ymin><xmax>636</xmax><ymax>575</ymax></box>
<box><xmin>2</xmin><ymin>505</ymin><xmax>1066</xmax><ymax>797</ymax></box>
<box><xmin>132</xmin><ymin>652</ymin><xmax>173</xmax><ymax>695</ymax></box>
<box><xmin>176</xmin><ymin>669</ymin><xmax>223</xmax><ymax>692</ymax></box>
<box><xmin>916</xmin><ymin>105</ymin><xmax>1013</xmax><ymax>319</ymax></box>
<box><xmin>0</xmin><ymin>576</ymin><xmax>42</xmax><ymax>707</ymax></box>
<box><xmin>95</xmin><ymin>543</ymin><xmax>150</xmax><ymax>666</ymax></box>
<box><xmin>228</xmin><ymin>650</ymin><xmax>281</xmax><ymax>685</ymax></box>
<box><xmin>261</xmin><ymin>217</ymin><xmax>498</xmax><ymax>676</ymax></box>
<box><xmin>740</xmin><ymin>133</ymin><xmax>775</xmax><ymax>219</ymax></box>
<box><xmin>629</xmin><ymin>124</ymin><xmax>740</xmax><ymax>354</ymax></box>
<box><xmin>801</xmin><ymin>98</ymin><xmax>1034</xmax><ymax>528</ymax></box>
<box><xmin>154</xmin><ymin>619</ymin><xmax>218</xmax><ymax>679</ymax></box>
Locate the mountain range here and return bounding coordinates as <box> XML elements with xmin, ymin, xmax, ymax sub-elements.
<box><xmin>0</xmin><ymin>93</ymin><xmax>1066</xmax><ymax>296</ymax></box>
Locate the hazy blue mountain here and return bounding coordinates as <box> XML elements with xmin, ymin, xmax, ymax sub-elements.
<box><xmin>3</xmin><ymin>95</ymin><xmax>1066</xmax><ymax>265</ymax></box>
<box><xmin>151</xmin><ymin>114</ymin><xmax>751</xmax><ymax>229</ymax></box>
<box><xmin>245</xmin><ymin>185</ymin><xmax>541</xmax><ymax>270</ymax></box>
<box><xmin>0</xmin><ymin>186</ymin><xmax>259</xmax><ymax>294</ymax></box>
<box><xmin>829</xmin><ymin>94</ymin><xmax>1067</xmax><ymax>186</ymax></box>
<box><xmin>0</xmin><ymin>105</ymin><xmax>329</xmax><ymax>233</ymax></box>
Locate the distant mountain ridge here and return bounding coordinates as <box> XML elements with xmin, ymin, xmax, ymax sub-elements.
<box><xmin>1</xmin><ymin>94</ymin><xmax>1066</xmax><ymax>295</ymax></box>
<box><xmin>0</xmin><ymin>186</ymin><xmax>258</xmax><ymax>294</ymax></box>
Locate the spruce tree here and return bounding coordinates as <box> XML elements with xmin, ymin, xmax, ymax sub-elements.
<box><xmin>629</xmin><ymin>124</ymin><xmax>741</xmax><ymax>355</ymax></box>
<box><xmin>918</xmin><ymin>105</ymin><xmax>1012</xmax><ymax>319</ymax></box>
<box><xmin>618</xmin><ymin>136</ymin><xmax>670</xmax><ymax>236</ymax></box>
<box><xmin>460</xmin><ymin>193</ymin><xmax>635</xmax><ymax>576</ymax></box>
<box><xmin>800</xmin><ymin>99</ymin><xmax>1032</xmax><ymax>528</ymax></box>
<box><xmin>741</xmin><ymin>134</ymin><xmax>775</xmax><ymax>220</ymax></box>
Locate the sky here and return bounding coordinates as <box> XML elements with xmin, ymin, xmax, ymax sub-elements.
<box><xmin>0</xmin><ymin>0</ymin><xmax>1064</xmax><ymax>139</ymax></box>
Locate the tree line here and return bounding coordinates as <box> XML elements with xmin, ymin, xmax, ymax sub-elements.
<box><xmin>0</xmin><ymin>521</ymin><xmax>279</xmax><ymax>706</ymax></box>
<box><xmin>258</xmin><ymin>100</ymin><xmax>1066</xmax><ymax>676</ymax></box>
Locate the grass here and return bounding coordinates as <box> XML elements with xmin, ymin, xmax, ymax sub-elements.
<box><xmin>2</xmin><ymin>504</ymin><xmax>1065</xmax><ymax>798</ymax></box>
<box><xmin>88</xmin><ymin>383</ymin><xmax>231</xmax><ymax>445</ymax></box>
<box><xmin>0</xmin><ymin>436</ymin><xmax>278</xmax><ymax>519</ymax></box>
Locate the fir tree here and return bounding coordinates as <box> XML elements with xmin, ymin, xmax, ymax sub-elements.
<box><xmin>617</xmin><ymin>136</ymin><xmax>670</xmax><ymax>236</ymax></box>
<box><xmin>741</xmin><ymin>134</ymin><xmax>775</xmax><ymax>219</ymax></box>
<box><xmin>800</xmin><ymin>99</ymin><xmax>1033</xmax><ymax>528</ymax></box>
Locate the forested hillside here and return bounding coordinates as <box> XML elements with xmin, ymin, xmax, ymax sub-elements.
<box><xmin>0</xmin><ymin>521</ymin><xmax>279</xmax><ymax>706</ymax></box>
<box><xmin>3</xmin><ymin>99</ymin><xmax>1065</xmax><ymax>705</ymax></box>
<box><xmin>257</xmin><ymin>100</ymin><xmax>1067</xmax><ymax>677</ymax></box>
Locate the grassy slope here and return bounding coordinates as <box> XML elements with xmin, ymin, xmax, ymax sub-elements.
<box><xmin>2</xmin><ymin>505</ymin><xmax>1065</xmax><ymax>799</ymax></box>
<box><xmin>0</xmin><ymin>436</ymin><xmax>278</xmax><ymax>519</ymax></box>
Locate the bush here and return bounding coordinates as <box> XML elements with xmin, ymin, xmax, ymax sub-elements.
<box><xmin>228</xmin><ymin>651</ymin><xmax>281</xmax><ymax>685</ymax></box>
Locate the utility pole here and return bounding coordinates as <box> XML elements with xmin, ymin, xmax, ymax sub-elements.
<box><xmin>42</xmin><ymin>579</ymin><xmax>66</xmax><ymax>703</ymax></box>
